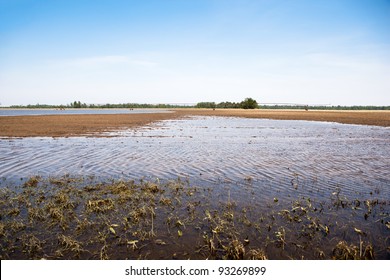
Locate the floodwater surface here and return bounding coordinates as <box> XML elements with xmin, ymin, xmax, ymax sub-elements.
<box><xmin>1</xmin><ymin>116</ymin><xmax>389</xmax><ymax>198</ymax></box>
<box><xmin>0</xmin><ymin>116</ymin><xmax>389</xmax><ymax>259</ymax></box>
<box><xmin>0</xmin><ymin>108</ymin><xmax>170</xmax><ymax>116</ymax></box>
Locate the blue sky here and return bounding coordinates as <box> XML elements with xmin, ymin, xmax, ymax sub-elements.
<box><xmin>0</xmin><ymin>0</ymin><xmax>389</xmax><ymax>106</ymax></box>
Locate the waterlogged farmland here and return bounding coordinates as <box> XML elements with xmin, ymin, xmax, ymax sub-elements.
<box><xmin>0</xmin><ymin>108</ymin><xmax>169</xmax><ymax>116</ymax></box>
<box><xmin>0</xmin><ymin>116</ymin><xmax>389</xmax><ymax>259</ymax></box>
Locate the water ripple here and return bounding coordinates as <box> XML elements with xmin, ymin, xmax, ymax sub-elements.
<box><xmin>1</xmin><ymin>117</ymin><xmax>389</xmax><ymax>201</ymax></box>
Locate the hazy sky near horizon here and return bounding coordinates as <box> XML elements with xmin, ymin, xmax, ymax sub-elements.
<box><xmin>0</xmin><ymin>0</ymin><xmax>389</xmax><ymax>106</ymax></box>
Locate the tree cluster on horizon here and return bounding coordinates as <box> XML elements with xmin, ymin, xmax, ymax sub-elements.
<box><xmin>196</xmin><ymin>98</ymin><xmax>259</xmax><ymax>109</ymax></box>
<box><xmin>5</xmin><ymin>99</ymin><xmax>390</xmax><ymax>110</ymax></box>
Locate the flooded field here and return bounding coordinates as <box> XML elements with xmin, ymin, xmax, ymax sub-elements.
<box><xmin>0</xmin><ymin>108</ymin><xmax>169</xmax><ymax>117</ymax></box>
<box><xmin>0</xmin><ymin>116</ymin><xmax>389</xmax><ymax>259</ymax></box>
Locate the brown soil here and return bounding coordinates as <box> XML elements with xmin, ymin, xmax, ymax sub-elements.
<box><xmin>176</xmin><ymin>108</ymin><xmax>390</xmax><ymax>126</ymax></box>
<box><xmin>1</xmin><ymin>109</ymin><xmax>389</xmax><ymax>137</ymax></box>
<box><xmin>0</xmin><ymin>111</ymin><xmax>178</xmax><ymax>137</ymax></box>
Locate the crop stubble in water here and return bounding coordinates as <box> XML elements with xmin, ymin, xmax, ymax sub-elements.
<box><xmin>0</xmin><ymin>175</ymin><xmax>388</xmax><ymax>259</ymax></box>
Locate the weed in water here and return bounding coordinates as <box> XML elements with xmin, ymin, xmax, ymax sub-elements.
<box><xmin>332</xmin><ymin>241</ymin><xmax>374</xmax><ymax>260</ymax></box>
<box><xmin>58</xmin><ymin>234</ymin><xmax>83</xmax><ymax>257</ymax></box>
<box><xmin>23</xmin><ymin>176</ymin><xmax>41</xmax><ymax>188</ymax></box>
<box><xmin>86</xmin><ymin>198</ymin><xmax>115</xmax><ymax>213</ymax></box>
<box><xmin>247</xmin><ymin>248</ymin><xmax>268</xmax><ymax>260</ymax></box>
<box><xmin>21</xmin><ymin>234</ymin><xmax>44</xmax><ymax>259</ymax></box>
<box><xmin>223</xmin><ymin>239</ymin><xmax>245</xmax><ymax>260</ymax></box>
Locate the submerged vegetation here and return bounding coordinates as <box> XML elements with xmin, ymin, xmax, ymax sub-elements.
<box><xmin>0</xmin><ymin>175</ymin><xmax>388</xmax><ymax>260</ymax></box>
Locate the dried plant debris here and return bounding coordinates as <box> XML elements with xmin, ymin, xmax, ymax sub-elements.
<box><xmin>332</xmin><ymin>241</ymin><xmax>374</xmax><ymax>260</ymax></box>
<box><xmin>0</xmin><ymin>175</ymin><xmax>388</xmax><ymax>260</ymax></box>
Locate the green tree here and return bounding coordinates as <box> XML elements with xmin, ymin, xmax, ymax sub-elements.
<box><xmin>195</xmin><ymin>102</ymin><xmax>216</xmax><ymax>109</ymax></box>
<box><xmin>71</xmin><ymin>101</ymin><xmax>86</xmax><ymax>108</ymax></box>
<box><xmin>240</xmin><ymin>98</ymin><xmax>258</xmax><ymax>109</ymax></box>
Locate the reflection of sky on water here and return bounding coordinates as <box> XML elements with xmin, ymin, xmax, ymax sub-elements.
<box><xmin>1</xmin><ymin>116</ymin><xmax>389</xmax><ymax>201</ymax></box>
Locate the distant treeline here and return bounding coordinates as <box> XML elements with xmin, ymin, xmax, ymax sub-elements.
<box><xmin>195</xmin><ymin>102</ymin><xmax>390</xmax><ymax>110</ymax></box>
<box><xmin>76</xmin><ymin>102</ymin><xmax>190</xmax><ymax>109</ymax></box>
<box><xmin>6</xmin><ymin>102</ymin><xmax>390</xmax><ymax>110</ymax></box>
<box><xmin>9</xmin><ymin>102</ymin><xmax>191</xmax><ymax>109</ymax></box>
<box><xmin>196</xmin><ymin>98</ymin><xmax>259</xmax><ymax>109</ymax></box>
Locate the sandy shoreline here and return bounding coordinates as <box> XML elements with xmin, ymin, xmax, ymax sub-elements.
<box><xmin>1</xmin><ymin>109</ymin><xmax>389</xmax><ymax>137</ymax></box>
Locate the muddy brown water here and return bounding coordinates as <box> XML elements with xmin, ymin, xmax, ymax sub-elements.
<box><xmin>0</xmin><ymin>116</ymin><xmax>389</xmax><ymax>259</ymax></box>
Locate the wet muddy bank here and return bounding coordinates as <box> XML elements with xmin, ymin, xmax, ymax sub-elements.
<box><xmin>0</xmin><ymin>111</ymin><xmax>176</xmax><ymax>137</ymax></box>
